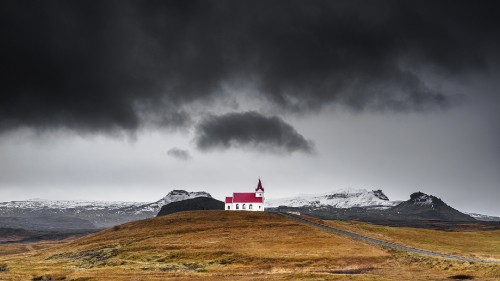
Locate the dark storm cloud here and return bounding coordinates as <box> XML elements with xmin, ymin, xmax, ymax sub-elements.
<box><xmin>194</xmin><ymin>111</ymin><xmax>314</xmax><ymax>153</ymax></box>
<box><xmin>1</xmin><ymin>0</ymin><xmax>499</xmax><ymax>133</ymax></box>
<box><xmin>167</xmin><ymin>147</ymin><xmax>191</xmax><ymax>160</ymax></box>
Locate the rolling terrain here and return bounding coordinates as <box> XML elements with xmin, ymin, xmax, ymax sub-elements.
<box><xmin>0</xmin><ymin>211</ymin><xmax>499</xmax><ymax>280</ymax></box>
<box><xmin>322</xmin><ymin>219</ymin><xmax>500</xmax><ymax>261</ymax></box>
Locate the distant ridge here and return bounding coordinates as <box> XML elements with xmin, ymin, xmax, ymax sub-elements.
<box><xmin>157</xmin><ymin>197</ymin><xmax>224</xmax><ymax>217</ymax></box>
<box><xmin>0</xmin><ymin>189</ymin><xmax>487</xmax><ymax>230</ymax></box>
<box><xmin>390</xmin><ymin>192</ymin><xmax>475</xmax><ymax>221</ymax></box>
<box><xmin>0</xmin><ymin>190</ymin><xmax>212</xmax><ymax>229</ymax></box>
<box><xmin>272</xmin><ymin>191</ymin><xmax>476</xmax><ymax>222</ymax></box>
<box><xmin>118</xmin><ymin>190</ymin><xmax>213</xmax><ymax>216</ymax></box>
<box><xmin>466</xmin><ymin>212</ymin><xmax>500</xmax><ymax>221</ymax></box>
<box><xmin>266</xmin><ymin>188</ymin><xmax>400</xmax><ymax>209</ymax></box>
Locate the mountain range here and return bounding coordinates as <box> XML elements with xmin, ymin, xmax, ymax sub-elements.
<box><xmin>0</xmin><ymin>189</ymin><xmax>498</xmax><ymax>234</ymax></box>
<box><xmin>0</xmin><ymin>190</ymin><xmax>212</xmax><ymax>230</ymax></box>
<box><xmin>265</xmin><ymin>188</ymin><xmax>400</xmax><ymax>209</ymax></box>
<box><xmin>271</xmin><ymin>190</ymin><xmax>484</xmax><ymax>223</ymax></box>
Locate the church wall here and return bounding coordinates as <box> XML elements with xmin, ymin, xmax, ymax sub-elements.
<box><xmin>229</xmin><ymin>202</ymin><xmax>264</xmax><ymax>211</ymax></box>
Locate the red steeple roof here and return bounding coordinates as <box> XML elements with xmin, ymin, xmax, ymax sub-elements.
<box><xmin>255</xmin><ymin>179</ymin><xmax>264</xmax><ymax>192</ymax></box>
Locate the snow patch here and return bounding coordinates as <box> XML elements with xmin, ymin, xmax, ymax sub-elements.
<box><xmin>465</xmin><ymin>212</ymin><xmax>500</xmax><ymax>221</ymax></box>
<box><xmin>265</xmin><ymin>188</ymin><xmax>400</xmax><ymax>208</ymax></box>
<box><xmin>410</xmin><ymin>193</ymin><xmax>435</xmax><ymax>206</ymax></box>
<box><xmin>0</xmin><ymin>199</ymin><xmax>147</xmax><ymax>210</ymax></box>
<box><xmin>0</xmin><ymin>190</ymin><xmax>213</xmax><ymax>215</ymax></box>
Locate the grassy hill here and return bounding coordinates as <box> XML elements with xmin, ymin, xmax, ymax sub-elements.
<box><xmin>0</xmin><ymin>211</ymin><xmax>499</xmax><ymax>280</ymax></box>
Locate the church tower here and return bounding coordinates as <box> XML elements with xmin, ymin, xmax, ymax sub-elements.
<box><xmin>255</xmin><ymin>179</ymin><xmax>265</xmax><ymax>198</ymax></box>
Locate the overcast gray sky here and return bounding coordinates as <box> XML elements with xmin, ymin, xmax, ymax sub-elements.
<box><xmin>0</xmin><ymin>0</ymin><xmax>499</xmax><ymax>216</ymax></box>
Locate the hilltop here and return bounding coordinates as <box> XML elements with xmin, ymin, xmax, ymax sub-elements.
<box><xmin>1</xmin><ymin>211</ymin><xmax>499</xmax><ymax>280</ymax></box>
<box><xmin>390</xmin><ymin>192</ymin><xmax>475</xmax><ymax>221</ymax></box>
<box><xmin>157</xmin><ymin>197</ymin><xmax>224</xmax><ymax>216</ymax></box>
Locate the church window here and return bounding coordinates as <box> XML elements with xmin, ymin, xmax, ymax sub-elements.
<box><xmin>249</xmin><ymin>204</ymin><xmax>253</xmax><ymax>210</ymax></box>
<box><xmin>242</xmin><ymin>204</ymin><xmax>246</xmax><ymax>209</ymax></box>
<box><xmin>227</xmin><ymin>206</ymin><xmax>230</xmax><ymax>210</ymax></box>
<box><xmin>236</xmin><ymin>204</ymin><xmax>239</xmax><ymax>210</ymax></box>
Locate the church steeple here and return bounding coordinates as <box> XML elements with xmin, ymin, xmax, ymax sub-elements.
<box><xmin>255</xmin><ymin>178</ymin><xmax>264</xmax><ymax>197</ymax></box>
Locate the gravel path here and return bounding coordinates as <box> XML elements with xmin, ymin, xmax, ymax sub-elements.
<box><xmin>273</xmin><ymin>211</ymin><xmax>500</xmax><ymax>264</ymax></box>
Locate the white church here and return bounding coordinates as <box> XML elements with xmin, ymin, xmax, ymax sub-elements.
<box><xmin>225</xmin><ymin>179</ymin><xmax>265</xmax><ymax>211</ymax></box>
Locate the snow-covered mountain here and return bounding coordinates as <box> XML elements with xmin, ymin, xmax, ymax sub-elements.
<box><xmin>388</xmin><ymin>192</ymin><xmax>475</xmax><ymax>221</ymax></box>
<box><xmin>116</xmin><ymin>190</ymin><xmax>213</xmax><ymax>215</ymax></box>
<box><xmin>466</xmin><ymin>212</ymin><xmax>500</xmax><ymax>221</ymax></box>
<box><xmin>265</xmin><ymin>188</ymin><xmax>400</xmax><ymax>209</ymax></box>
<box><xmin>0</xmin><ymin>190</ymin><xmax>212</xmax><ymax>229</ymax></box>
<box><xmin>0</xmin><ymin>198</ymin><xmax>147</xmax><ymax>211</ymax></box>
<box><xmin>272</xmin><ymin>191</ymin><xmax>478</xmax><ymax>222</ymax></box>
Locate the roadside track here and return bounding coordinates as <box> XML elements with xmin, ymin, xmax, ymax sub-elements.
<box><xmin>273</xmin><ymin>211</ymin><xmax>500</xmax><ymax>264</ymax></box>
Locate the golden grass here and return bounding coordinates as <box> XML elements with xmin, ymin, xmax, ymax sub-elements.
<box><xmin>322</xmin><ymin>219</ymin><xmax>500</xmax><ymax>261</ymax></box>
<box><xmin>0</xmin><ymin>211</ymin><xmax>499</xmax><ymax>280</ymax></box>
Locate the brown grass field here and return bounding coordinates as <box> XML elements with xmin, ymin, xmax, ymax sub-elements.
<box><xmin>322</xmin><ymin>219</ymin><xmax>500</xmax><ymax>261</ymax></box>
<box><xmin>0</xmin><ymin>211</ymin><xmax>499</xmax><ymax>280</ymax></box>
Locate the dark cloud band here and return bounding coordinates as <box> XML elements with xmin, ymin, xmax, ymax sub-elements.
<box><xmin>194</xmin><ymin>111</ymin><xmax>314</xmax><ymax>153</ymax></box>
<box><xmin>0</xmin><ymin>0</ymin><xmax>498</xmax><ymax>134</ymax></box>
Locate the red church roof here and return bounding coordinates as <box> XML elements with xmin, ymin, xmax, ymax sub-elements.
<box><xmin>256</xmin><ymin>179</ymin><xmax>264</xmax><ymax>192</ymax></box>
<box><xmin>225</xmin><ymin>197</ymin><xmax>233</xmax><ymax>203</ymax></box>
<box><xmin>232</xmin><ymin>192</ymin><xmax>263</xmax><ymax>203</ymax></box>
